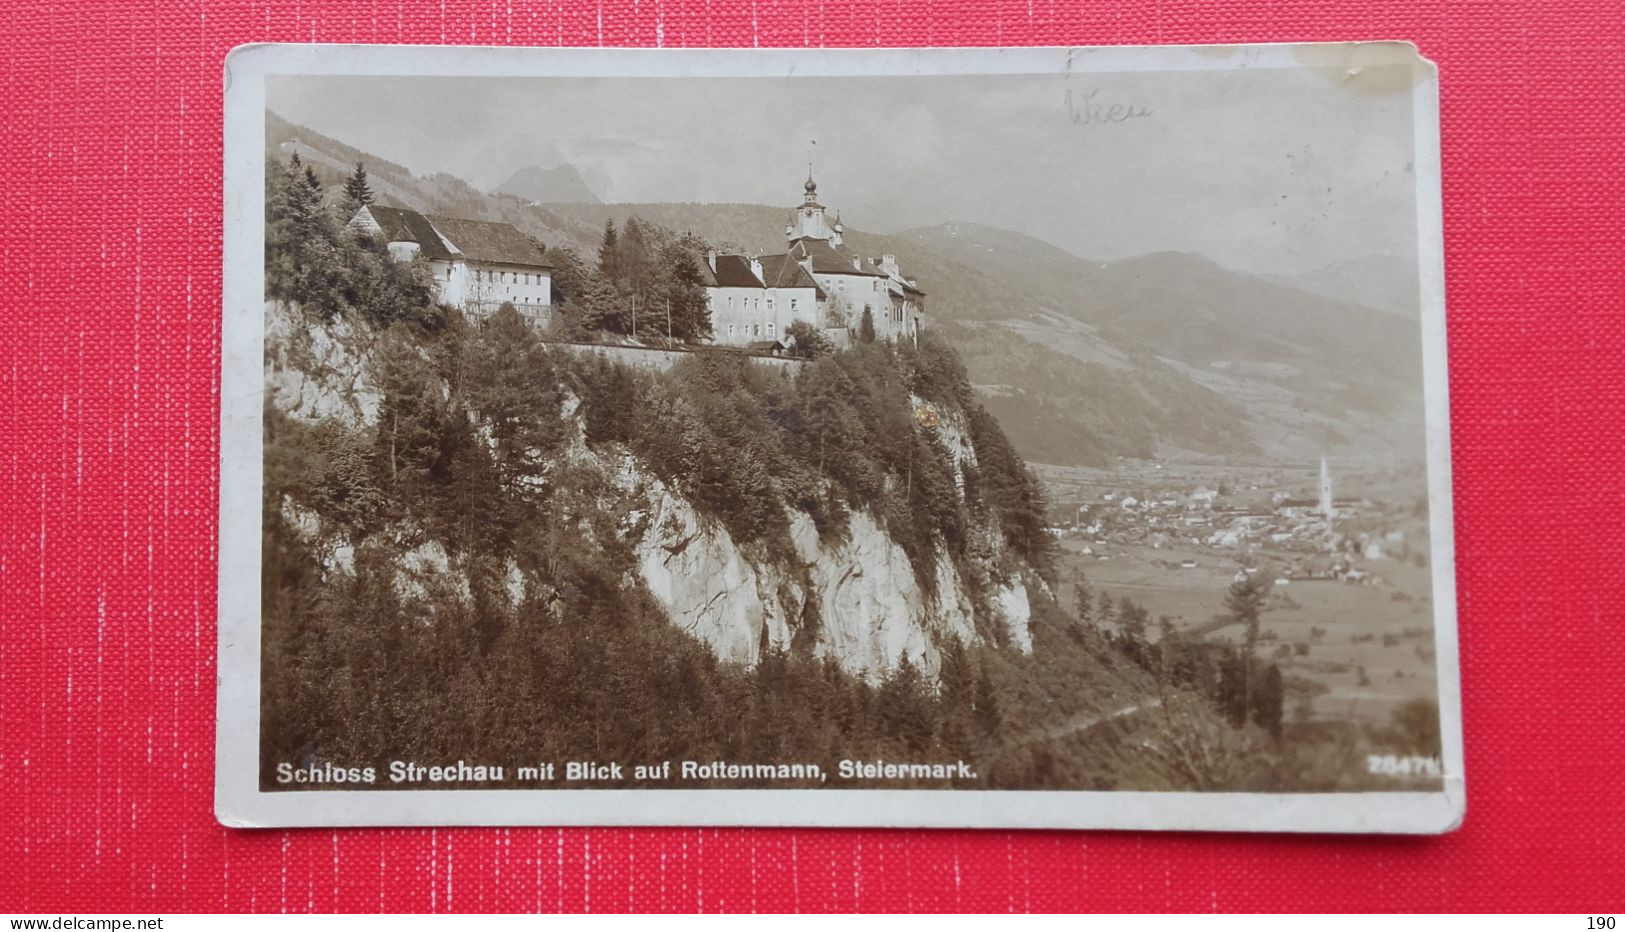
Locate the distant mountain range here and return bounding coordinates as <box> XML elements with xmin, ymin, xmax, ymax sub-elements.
<box><xmin>493</xmin><ymin>164</ymin><xmax>601</xmax><ymax>205</ymax></box>
<box><xmin>1265</xmin><ymin>254</ymin><xmax>1421</xmax><ymax>318</ymax></box>
<box><xmin>265</xmin><ymin>112</ymin><xmax>1427</xmax><ymax>468</ymax></box>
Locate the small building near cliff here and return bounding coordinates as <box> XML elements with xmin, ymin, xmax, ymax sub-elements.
<box><xmin>349</xmin><ymin>205</ymin><xmax>554</xmax><ymax>324</ymax></box>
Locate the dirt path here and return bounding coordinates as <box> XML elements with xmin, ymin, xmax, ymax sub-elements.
<box><xmin>1018</xmin><ymin>697</ymin><xmax>1164</xmax><ymax>747</ymax></box>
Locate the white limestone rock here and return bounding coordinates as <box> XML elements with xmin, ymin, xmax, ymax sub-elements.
<box><xmin>633</xmin><ymin>484</ymin><xmax>794</xmax><ymax>665</ymax></box>
<box><xmin>264</xmin><ymin>300</ymin><xmax>381</xmax><ymax>427</ymax></box>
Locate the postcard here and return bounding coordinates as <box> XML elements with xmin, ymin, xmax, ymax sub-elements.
<box><xmin>217</xmin><ymin>42</ymin><xmax>1462</xmax><ymax>831</ymax></box>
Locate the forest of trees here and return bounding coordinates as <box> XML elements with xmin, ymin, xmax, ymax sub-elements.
<box><xmin>265</xmin><ymin>154</ymin><xmax>442</xmax><ymax>328</ymax></box>
<box><xmin>262</xmin><ymin>289</ymin><xmax>1082</xmax><ymax>787</ymax></box>
<box><xmin>544</xmin><ymin>217</ymin><xmax>712</xmax><ymax>342</ymax></box>
<box><xmin>1067</xmin><ymin>567</ymin><xmax>1443</xmax><ymax>790</ymax></box>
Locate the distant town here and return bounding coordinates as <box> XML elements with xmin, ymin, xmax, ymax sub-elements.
<box><xmin>1046</xmin><ymin>456</ymin><xmax>1427</xmax><ymax>586</ymax></box>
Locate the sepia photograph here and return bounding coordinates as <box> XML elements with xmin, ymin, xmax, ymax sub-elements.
<box><xmin>217</xmin><ymin>43</ymin><xmax>1461</xmax><ymax>831</ymax></box>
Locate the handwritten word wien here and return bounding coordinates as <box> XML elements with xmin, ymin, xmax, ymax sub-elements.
<box><xmin>1065</xmin><ymin>88</ymin><xmax>1152</xmax><ymax>125</ymax></box>
<box><xmin>274</xmin><ymin>758</ymin><xmax>979</xmax><ymax>786</ymax></box>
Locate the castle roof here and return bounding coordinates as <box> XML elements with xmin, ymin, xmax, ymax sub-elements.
<box><xmin>358</xmin><ymin>205</ymin><xmax>457</xmax><ymax>261</ymax></box>
<box><xmin>352</xmin><ymin>205</ymin><xmax>551</xmax><ymax>269</ymax></box>
<box><xmin>785</xmin><ymin>238</ymin><xmax>888</xmax><ymax>277</ymax></box>
<box><xmin>756</xmin><ymin>254</ymin><xmax>828</xmax><ymax>297</ymax></box>
<box><xmin>423</xmin><ymin>214</ymin><xmax>552</xmax><ymax>268</ymax></box>
<box><xmin>886</xmin><ymin>274</ymin><xmax>927</xmax><ymax>297</ymax></box>
<box><xmin>710</xmin><ymin>254</ymin><xmax>766</xmax><ymax>288</ymax></box>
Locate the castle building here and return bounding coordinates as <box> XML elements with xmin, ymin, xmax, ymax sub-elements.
<box><xmin>701</xmin><ymin>252</ymin><xmax>824</xmax><ymax>348</ymax></box>
<box><xmin>703</xmin><ymin>173</ymin><xmax>926</xmax><ymax>349</ymax></box>
<box><xmin>349</xmin><ymin>205</ymin><xmax>554</xmax><ymax>324</ymax></box>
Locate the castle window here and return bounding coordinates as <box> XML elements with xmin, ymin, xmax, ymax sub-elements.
<box><xmin>767</xmin><ymin>299</ymin><xmax>775</xmax><ymax>312</ymax></box>
<box><xmin>753</xmin><ymin>324</ymin><xmax>760</xmax><ymax>337</ymax></box>
<box><xmin>728</xmin><ymin>297</ymin><xmax>735</xmax><ymax>309</ymax></box>
<box><xmin>767</xmin><ymin>322</ymin><xmax>776</xmax><ymax>337</ymax></box>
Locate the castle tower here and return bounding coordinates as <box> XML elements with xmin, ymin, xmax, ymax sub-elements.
<box><xmin>1318</xmin><ymin>456</ymin><xmax>1334</xmax><ymax>518</ymax></box>
<box><xmin>787</xmin><ymin>169</ymin><xmax>840</xmax><ymax>246</ymax></box>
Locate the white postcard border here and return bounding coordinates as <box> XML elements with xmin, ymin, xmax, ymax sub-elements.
<box><xmin>217</xmin><ymin>42</ymin><xmax>1463</xmax><ymax>833</ymax></box>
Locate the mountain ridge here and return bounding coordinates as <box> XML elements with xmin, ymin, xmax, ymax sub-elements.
<box><xmin>493</xmin><ymin>163</ymin><xmax>601</xmax><ymax>205</ymax></box>
<box><xmin>266</xmin><ymin>112</ymin><xmax>1425</xmax><ymax>467</ymax></box>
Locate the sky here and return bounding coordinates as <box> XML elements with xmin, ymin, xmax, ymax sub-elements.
<box><xmin>268</xmin><ymin>64</ymin><xmax>1420</xmax><ymax>275</ymax></box>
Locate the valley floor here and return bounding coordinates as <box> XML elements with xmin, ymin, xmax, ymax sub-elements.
<box><xmin>1036</xmin><ymin>456</ymin><xmax>1441</xmax><ymax>728</ymax></box>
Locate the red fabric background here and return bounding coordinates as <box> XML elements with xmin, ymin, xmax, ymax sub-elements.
<box><xmin>2</xmin><ymin>0</ymin><xmax>1622</xmax><ymax>913</ymax></box>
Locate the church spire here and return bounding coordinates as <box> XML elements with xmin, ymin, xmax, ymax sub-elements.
<box><xmin>1318</xmin><ymin>456</ymin><xmax>1334</xmax><ymax>518</ymax></box>
<box><xmin>804</xmin><ymin>165</ymin><xmax>819</xmax><ymax>206</ymax></box>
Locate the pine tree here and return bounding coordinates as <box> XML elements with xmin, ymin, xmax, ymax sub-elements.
<box><xmin>1120</xmin><ymin>597</ymin><xmax>1149</xmax><ymax>643</ymax></box>
<box><xmin>661</xmin><ymin>246</ymin><xmax>710</xmax><ymax>341</ymax></box>
<box><xmin>877</xmin><ymin>652</ymin><xmax>934</xmax><ymax>752</ymax></box>
<box><xmin>279</xmin><ymin>156</ymin><xmax>324</xmax><ymax>234</ymax></box>
<box><xmin>615</xmin><ymin>218</ymin><xmax>653</xmax><ymax>297</ymax></box>
<box><xmin>597</xmin><ymin>219</ymin><xmax>619</xmax><ymax>282</ymax></box>
<box><xmin>1073</xmin><ymin>573</ymin><xmax>1093</xmax><ymax>627</ymax></box>
<box><xmin>1097</xmin><ymin>590</ymin><xmax>1116</xmax><ymax>628</ymax></box>
<box><xmin>1156</xmin><ymin>615</ymin><xmax>1178</xmax><ymax>691</ymax></box>
<box><xmin>936</xmin><ymin>636</ymin><xmax>977</xmax><ymax>753</ymax></box>
<box><xmin>1224</xmin><ymin>573</ymin><xmax>1270</xmax><ymax>729</ymax></box>
<box><xmin>341</xmin><ymin>161</ymin><xmax>374</xmax><ymax>215</ymax></box>
<box><xmin>858</xmin><ymin>307</ymin><xmax>877</xmax><ymax>343</ymax></box>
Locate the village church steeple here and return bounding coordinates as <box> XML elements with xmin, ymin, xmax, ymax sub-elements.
<box><xmin>1318</xmin><ymin>456</ymin><xmax>1335</xmax><ymax>518</ymax></box>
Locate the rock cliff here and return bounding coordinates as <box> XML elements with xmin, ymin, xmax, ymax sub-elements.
<box><xmin>267</xmin><ymin>300</ymin><xmax>1040</xmax><ymax>682</ymax></box>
